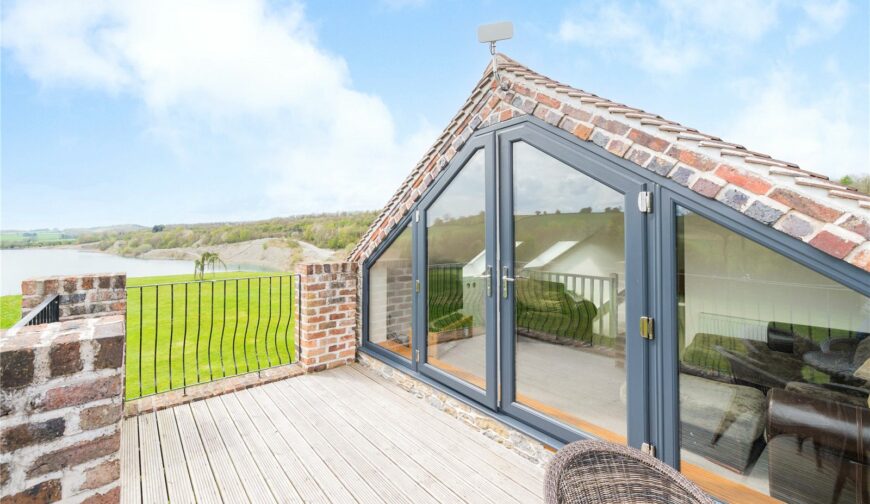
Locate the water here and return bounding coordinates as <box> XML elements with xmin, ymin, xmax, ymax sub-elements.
<box><xmin>0</xmin><ymin>248</ymin><xmax>274</xmax><ymax>295</ymax></box>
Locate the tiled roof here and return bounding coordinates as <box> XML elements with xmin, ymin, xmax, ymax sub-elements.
<box><xmin>349</xmin><ymin>54</ymin><xmax>870</xmax><ymax>273</ymax></box>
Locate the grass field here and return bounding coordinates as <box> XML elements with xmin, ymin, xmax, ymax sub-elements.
<box><xmin>1</xmin><ymin>230</ymin><xmax>75</xmax><ymax>247</ymax></box>
<box><xmin>126</xmin><ymin>271</ymin><xmax>296</xmax><ymax>399</ymax></box>
<box><xmin>1</xmin><ymin>295</ymin><xmax>22</xmax><ymax>329</ymax></box>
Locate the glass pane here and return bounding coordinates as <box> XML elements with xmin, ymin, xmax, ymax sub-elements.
<box><xmin>426</xmin><ymin>149</ymin><xmax>487</xmax><ymax>388</ymax></box>
<box><xmin>368</xmin><ymin>224</ymin><xmax>413</xmax><ymax>359</ymax></box>
<box><xmin>512</xmin><ymin>141</ymin><xmax>627</xmax><ymax>443</ymax></box>
<box><xmin>677</xmin><ymin>207</ymin><xmax>870</xmax><ymax>503</ymax></box>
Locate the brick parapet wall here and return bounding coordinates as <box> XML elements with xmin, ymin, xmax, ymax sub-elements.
<box><xmin>295</xmin><ymin>262</ymin><xmax>358</xmax><ymax>373</ymax></box>
<box><xmin>21</xmin><ymin>273</ymin><xmax>127</xmax><ymax>321</ymax></box>
<box><xmin>0</xmin><ymin>315</ymin><xmax>125</xmax><ymax>503</ymax></box>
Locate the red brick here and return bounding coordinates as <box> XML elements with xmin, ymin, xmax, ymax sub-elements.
<box><xmin>1</xmin><ymin>479</ymin><xmax>61</xmax><ymax>503</ymax></box>
<box><xmin>43</xmin><ymin>279</ymin><xmax>59</xmax><ymax>295</ymax></box>
<box><xmin>42</xmin><ymin>375</ymin><xmax>123</xmax><ymax>411</ymax></box>
<box><xmin>80</xmin><ymin>486</ymin><xmax>120</xmax><ymax>504</ymax></box>
<box><xmin>606</xmin><ymin>139</ymin><xmax>631</xmax><ymax>157</ymax></box>
<box><xmin>841</xmin><ymin>215</ymin><xmax>870</xmax><ymax>240</ymax></box>
<box><xmin>1</xmin><ymin>418</ymin><xmax>65</xmax><ymax>453</ymax></box>
<box><xmin>768</xmin><ymin>188</ymin><xmax>843</xmax><ymax>223</ymax></box>
<box><xmin>80</xmin><ymin>403</ymin><xmax>122</xmax><ymax>430</ymax></box>
<box><xmin>809</xmin><ymin>231</ymin><xmax>860</xmax><ymax>259</ymax></box>
<box><xmin>1</xmin><ymin>349</ymin><xmax>35</xmax><ymax>389</ymax></box>
<box><xmin>81</xmin><ymin>276</ymin><xmax>94</xmax><ymax>289</ymax></box>
<box><xmin>63</xmin><ymin>277</ymin><xmax>77</xmax><ymax>293</ymax></box>
<box><xmin>561</xmin><ymin>103</ymin><xmax>592</xmax><ymax>122</ymax></box>
<box><xmin>82</xmin><ymin>458</ymin><xmax>120</xmax><ymax>490</ymax></box>
<box><xmin>666</xmin><ymin>145</ymin><xmax>717</xmax><ymax>171</ymax></box>
<box><xmin>535</xmin><ymin>92</ymin><xmax>561</xmax><ymax>109</ymax></box>
<box><xmin>690</xmin><ymin>178</ymin><xmax>724</xmax><ymax>198</ymax></box>
<box><xmin>50</xmin><ymin>341</ymin><xmax>82</xmax><ymax>377</ymax></box>
<box><xmin>714</xmin><ymin>164</ymin><xmax>772</xmax><ymax>195</ymax></box>
<box><xmin>21</xmin><ymin>281</ymin><xmax>37</xmax><ymax>296</ymax></box>
<box><xmin>94</xmin><ymin>336</ymin><xmax>124</xmax><ymax>370</ymax></box>
<box><xmin>591</xmin><ymin>116</ymin><xmax>630</xmax><ymax>135</ymax></box>
<box><xmin>627</xmin><ymin>129</ymin><xmax>669</xmax><ymax>152</ymax></box>
<box><xmin>848</xmin><ymin>248</ymin><xmax>870</xmax><ymax>272</ymax></box>
<box><xmin>28</xmin><ymin>432</ymin><xmax>120</xmax><ymax>477</ymax></box>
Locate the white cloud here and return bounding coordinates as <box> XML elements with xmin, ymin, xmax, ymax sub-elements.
<box><xmin>2</xmin><ymin>0</ymin><xmax>436</xmax><ymax>216</ymax></box>
<box><xmin>790</xmin><ymin>0</ymin><xmax>850</xmax><ymax>47</ymax></box>
<box><xmin>557</xmin><ymin>0</ymin><xmax>781</xmax><ymax>76</ymax></box>
<box><xmin>724</xmin><ymin>68</ymin><xmax>868</xmax><ymax>179</ymax></box>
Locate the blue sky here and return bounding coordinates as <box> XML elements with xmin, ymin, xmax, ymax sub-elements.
<box><xmin>2</xmin><ymin>0</ymin><xmax>868</xmax><ymax>229</ymax></box>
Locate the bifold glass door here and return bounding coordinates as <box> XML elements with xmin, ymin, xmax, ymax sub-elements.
<box><xmin>418</xmin><ymin>135</ymin><xmax>497</xmax><ymax>408</ymax></box>
<box><xmin>416</xmin><ymin>125</ymin><xmax>648</xmax><ymax>446</ymax></box>
<box><xmin>497</xmin><ymin>127</ymin><xmax>648</xmax><ymax>446</ymax></box>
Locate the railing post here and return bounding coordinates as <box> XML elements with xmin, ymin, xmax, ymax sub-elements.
<box><xmin>295</xmin><ymin>262</ymin><xmax>359</xmax><ymax>373</ymax></box>
<box><xmin>610</xmin><ymin>273</ymin><xmax>619</xmax><ymax>339</ymax></box>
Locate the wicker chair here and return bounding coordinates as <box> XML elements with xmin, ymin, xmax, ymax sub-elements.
<box><xmin>544</xmin><ymin>440</ymin><xmax>714</xmax><ymax>504</ymax></box>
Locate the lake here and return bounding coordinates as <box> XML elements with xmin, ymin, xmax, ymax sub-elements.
<box><xmin>0</xmin><ymin>248</ymin><xmax>273</xmax><ymax>295</ymax></box>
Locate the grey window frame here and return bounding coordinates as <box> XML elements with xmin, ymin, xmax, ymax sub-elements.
<box><xmin>360</xmin><ymin>113</ymin><xmax>870</xmax><ymax>471</ymax></box>
<box><xmin>361</xmin><ymin>212</ymin><xmax>418</xmax><ymax>371</ymax></box>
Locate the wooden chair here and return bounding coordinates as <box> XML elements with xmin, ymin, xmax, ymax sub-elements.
<box><xmin>544</xmin><ymin>440</ymin><xmax>714</xmax><ymax>504</ymax></box>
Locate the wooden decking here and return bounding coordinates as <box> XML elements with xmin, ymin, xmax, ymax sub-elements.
<box><xmin>121</xmin><ymin>365</ymin><xmax>545</xmax><ymax>503</ymax></box>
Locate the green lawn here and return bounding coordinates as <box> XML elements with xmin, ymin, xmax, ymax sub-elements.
<box><xmin>126</xmin><ymin>272</ymin><xmax>296</xmax><ymax>399</ymax></box>
<box><xmin>1</xmin><ymin>295</ymin><xmax>22</xmax><ymax>329</ymax></box>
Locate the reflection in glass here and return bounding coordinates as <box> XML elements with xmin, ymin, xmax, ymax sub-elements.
<box><xmin>426</xmin><ymin>149</ymin><xmax>488</xmax><ymax>388</ymax></box>
<box><xmin>512</xmin><ymin>141</ymin><xmax>627</xmax><ymax>442</ymax></box>
<box><xmin>677</xmin><ymin>207</ymin><xmax>870</xmax><ymax>503</ymax></box>
<box><xmin>368</xmin><ymin>224</ymin><xmax>413</xmax><ymax>358</ymax></box>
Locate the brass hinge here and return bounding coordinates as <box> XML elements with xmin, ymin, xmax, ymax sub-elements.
<box><xmin>637</xmin><ymin>191</ymin><xmax>653</xmax><ymax>213</ymax></box>
<box><xmin>641</xmin><ymin>442</ymin><xmax>656</xmax><ymax>457</ymax></box>
<box><xmin>415</xmin><ymin>279</ymin><xmax>420</xmax><ymax>293</ymax></box>
<box><xmin>639</xmin><ymin>316</ymin><xmax>654</xmax><ymax>340</ymax></box>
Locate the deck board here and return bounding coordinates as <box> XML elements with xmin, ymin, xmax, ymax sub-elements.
<box><xmin>120</xmin><ymin>417</ymin><xmax>141</xmax><ymax>504</ymax></box>
<box><xmin>155</xmin><ymin>408</ymin><xmax>196</xmax><ymax>504</ymax></box>
<box><xmin>121</xmin><ymin>364</ymin><xmax>545</xmax><ymax>503</ymax></box>
<box><xmin>137</xmin><ymin>413</ymin><xmax>169</xmax><ymax>503</ymax></box>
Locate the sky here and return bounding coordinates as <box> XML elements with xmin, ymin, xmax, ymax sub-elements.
<box><xmin>1</xmin><ymin>0</ymin><xmax>868</xmax><ymax>230</ymax></box>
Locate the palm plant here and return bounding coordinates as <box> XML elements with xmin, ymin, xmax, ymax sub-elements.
<box><xmin>194</xmin><ymin>251</ymin><xmax>226</xmax><ymax>279</ymax></box>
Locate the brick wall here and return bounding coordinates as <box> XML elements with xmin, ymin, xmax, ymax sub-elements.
<box><xmin>0</xmin><ymin>315</ymin><xmax>125</xmax><ymax>503</ymax></box>
<box><xmin>295</xmin><ymin>262</ymin><xmax>358</xmax><ymax>373</ymax></box>
<box><xmin>21</xmin><ymin>273</ymin><xmax>126</xmax><ymax>321</ymax></box>
<box><xmin>384</xmin><ymin>262</ymin><xmax>413</xmax><ymax>344</ymax></box>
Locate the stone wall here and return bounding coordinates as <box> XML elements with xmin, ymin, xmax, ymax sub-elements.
<box><xmin>295</xmin><ymin>262</ymin><xmax>358</xmax><ymax>373</ymax></box>
<box><xmin>358</xmin><ymin>352</ymin><xmax>554</xmax><ymax>467</ymax></box>
<box><xmin>0</xmin><ymin>315</ymin><xmax>125</xmax><ymax>503</ymax></box>
<box><xmin>21</xmin><ymin>273</ymin><xmax>126</xmax><ymax>321</ymax></box>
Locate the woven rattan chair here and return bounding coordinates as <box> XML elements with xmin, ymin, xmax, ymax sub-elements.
<box><xmin>544</xmin><ymin>440</ymin><xmax>715</xmax><ymax>504</ymax></box>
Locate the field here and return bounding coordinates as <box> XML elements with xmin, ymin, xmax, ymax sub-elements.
<box><xmin>1</xmin><ymin>295</ymin><xmax>22</xmax><ymax>329</ymax></box>
<box><xmin>0</xmin><ymin>271</ymin><xmax>297</xmax><ymax>400</ymax></box>
<box><xmin>1</xmin><ymin>230</ymin><xmax>75</xmax><ymax>247</ymax></box>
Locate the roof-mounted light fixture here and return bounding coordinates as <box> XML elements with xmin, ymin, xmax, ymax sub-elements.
<box><xmin>478</xmin><ymin>21</ymin><xmax>513</xmax><ymax>91</ymax></box>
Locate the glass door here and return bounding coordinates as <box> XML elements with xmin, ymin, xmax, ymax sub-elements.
<box><xmin>418</xmin><ymin>134</ymin><xmax>497</xmax><ymax>408</ymax></box>
<box><xmin>497</xmin><ymin>125</ymin><xmax>649</xmax><ymax>447</ymax></box>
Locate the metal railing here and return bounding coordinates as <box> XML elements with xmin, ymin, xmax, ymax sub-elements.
<box><xmin>125</xmin><ymin>274</ymin><xmax>298</xmax><ymax>400</ymax></box>
<box><xmin>11</xmin><ymin>294</ymin><xmax>60</xmax><ymax>329</ymax></box>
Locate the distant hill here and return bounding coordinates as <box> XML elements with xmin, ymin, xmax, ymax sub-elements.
<box><xmin>70</xmin><ymin>211</ymin><xmax>379</xmax><ymax>256</ymax></box>
<box><xmin>62</xmin><ymin>224</ymin><xmax>149</xmax><ymax>236</ymax></box>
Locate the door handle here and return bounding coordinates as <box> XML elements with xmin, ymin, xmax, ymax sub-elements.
<box><xmin>481</xmin><ymin>266</ymin><xmax>493</xmax><ymax>297</ymax></box>
<box><xmin>502</xmin><ymin>267</ymin><xmax>515</xmax><ymax>298</ymax></box>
